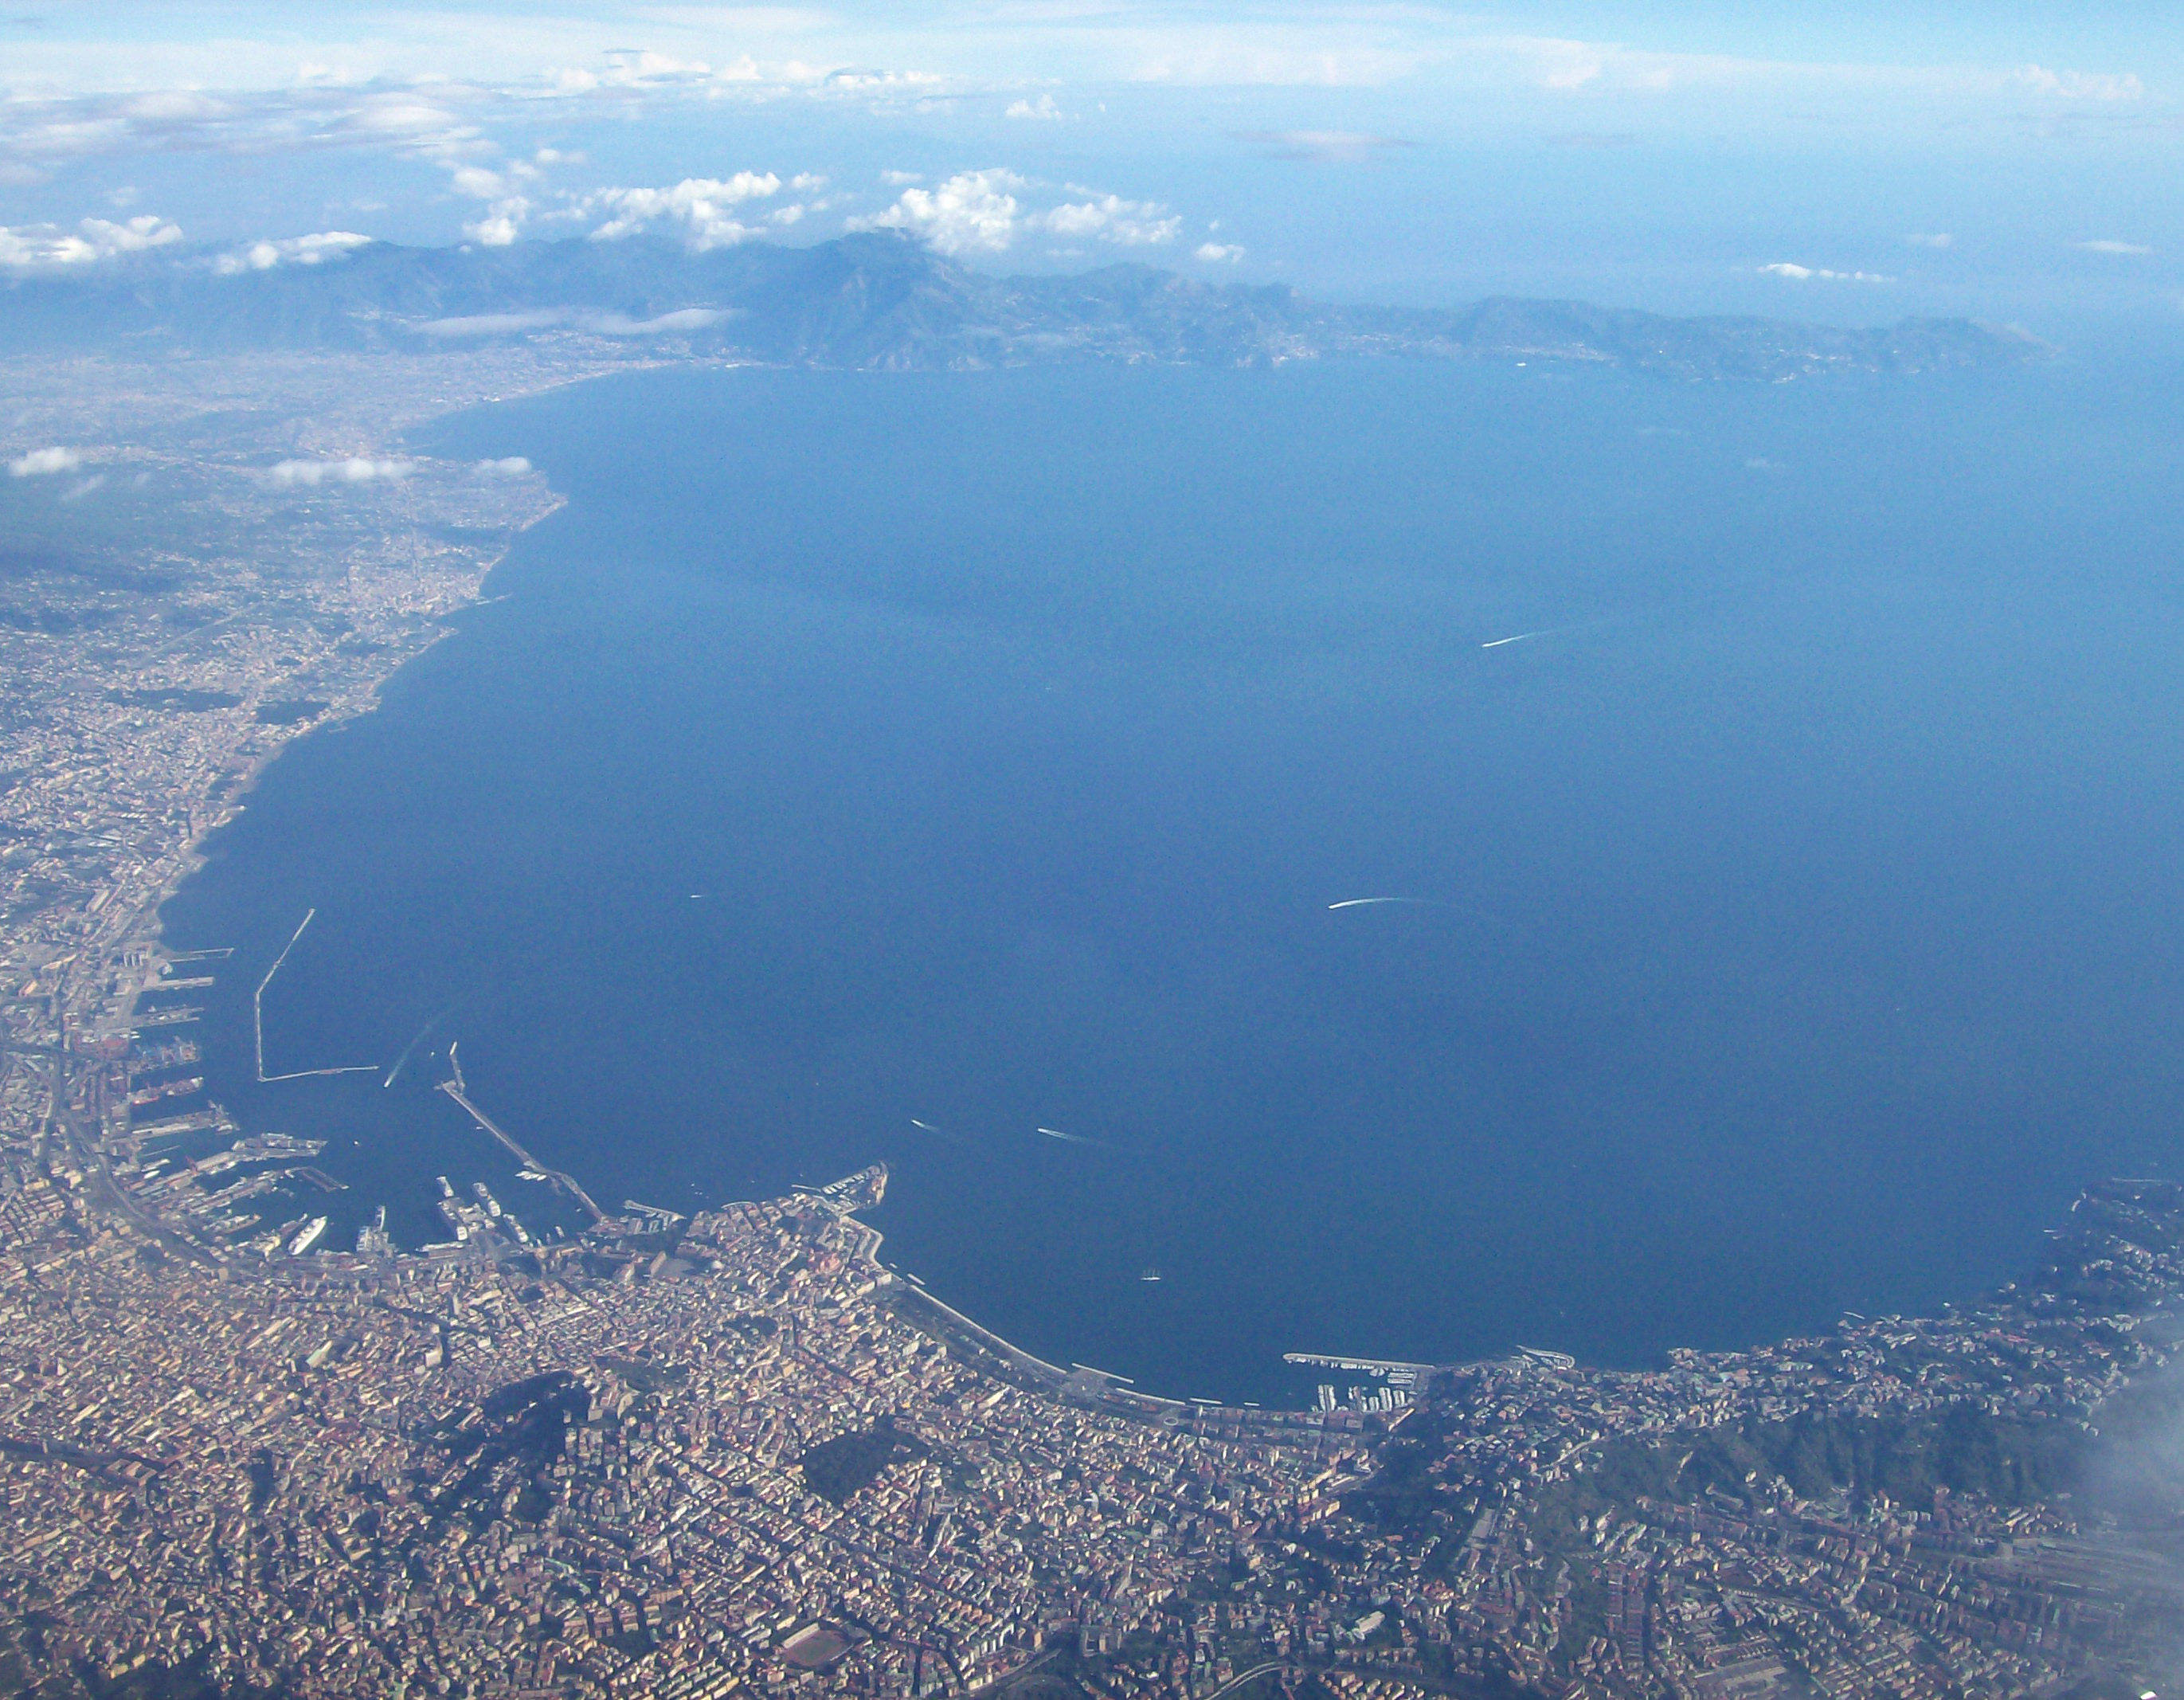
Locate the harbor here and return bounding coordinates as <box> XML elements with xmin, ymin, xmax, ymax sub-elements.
<box><xmin>436</xmin><ymin>1041</ymin><xmax>608</xmax><ymax>1226</ymax></box>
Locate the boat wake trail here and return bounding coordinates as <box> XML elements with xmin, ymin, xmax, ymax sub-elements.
<box><xmin>383</xmin><ymin>1005</ymin><xmax>457</xmax><ymax>1089</ymax></box>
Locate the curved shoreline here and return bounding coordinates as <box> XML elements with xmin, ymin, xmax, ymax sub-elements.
<box><xmin>62</xmin><ymin>359</ymin><xmax>2147</xmax><ymax>1419</ymax></box>
<box><xmin>102</xmin><ymin>493</ymin><xmax>567</xmax><ymax>1057</ymax></box>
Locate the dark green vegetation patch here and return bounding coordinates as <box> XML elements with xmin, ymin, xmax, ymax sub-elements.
<box><xmin>796</xmin><ymin>1416</ymin><xmax>926</xmax><ymax>1506</ymax></box>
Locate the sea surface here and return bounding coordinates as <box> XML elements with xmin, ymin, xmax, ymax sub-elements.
<box><xmin>161</xmin><ymin>357</ymin><xmax>2184</xmax><ymax>1405</ymax></box>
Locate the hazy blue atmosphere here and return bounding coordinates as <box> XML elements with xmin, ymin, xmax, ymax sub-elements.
<box><xmin>20</xmin><ymin>8</ymin><xmax>2184</xmax><ymax>1694</ymax></box>
<box><xmin>162</xmin><ymin>356</ymin><xmax>2184</xmax><ymax>1404</ymax></box>
<box><xmin>6</xmin><ymin>3</ymin><xmax>2182</xmax><ymax>343</ymax></box>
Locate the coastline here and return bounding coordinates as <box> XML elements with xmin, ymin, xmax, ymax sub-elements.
<box><xmin>122</xmin><ymin>515</ymin><xmax>552</xmax><ymax>986</ymax></box>
<box><xmin>123</xmin><ymin>496</ymin><xmax>563</xmax><ymax>978</ymax></box>
<box><xmin>24</xmin><ymin>356</ymin><xmax>2163</xmax><ymax>1422</ymax></box>
<box><xmin>12</xmin><ymin>1099</ymin><xmax>2176</xmax><ymax>1695</ymax></box>
<box><xmin>82</xmin><ymin>496</ymin><xmax>563</xmax><ymax>1071</ymax></box>
<box><xmin>10</xmin><ymin>354</ymin><xmax>1251</xmax><ymax>1416</ymax></box>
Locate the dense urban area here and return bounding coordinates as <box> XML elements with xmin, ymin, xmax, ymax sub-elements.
<box><xmin>2</xmin><ymin>347</ymin><xmax>2182</xmax><ymax>1700</ymax></box>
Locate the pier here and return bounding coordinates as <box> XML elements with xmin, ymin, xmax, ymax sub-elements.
<box><xmin>1282</xmin><ymin>1351</ymin><xmax>1438</xmax><ymax>1381</ymax></box>
<box><xmin>253</xmin><ymin>909</ymin><xmax>378</xmax><ymax>1083</ymax></box>
<box><xmin>436</xmin><ymin>1042</ymin><xmax>607</xmax><ymax>1225</ymax></box>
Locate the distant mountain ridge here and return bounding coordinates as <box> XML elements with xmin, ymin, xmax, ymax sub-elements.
<box><xmin>0</xmin><ymin>232</ymin><xmax>2044</xmax><ymax>380</ymax></box>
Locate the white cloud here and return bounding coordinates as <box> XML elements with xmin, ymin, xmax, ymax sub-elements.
<box><xmin>332</xmin><ymin>94</ymin><xmax>480</xmax><ymax>165</ymax></box>
<box><xmin>342</xmin><ymin>98</ymin><xmax>459</xmax><ymax>137</ymax></box>
<box><xmin>10</xmin><ymin>446</ymin><xmax>81</xmax><ymax>477</ymax></box>
<box><xmin>1370</xmin><ymin>32</ymin><xmax>2156</xmax><ymax>119</ymax></box>
<box><xmin>1041</xmin><ymin>193</ymin><xmax>1179</xmax><ymax>246</ymax></box>
<box><xmin>413</xmin><ymin>307</ymin><xmax>726</xmax><ymax>340</ymax></box>
<box><xmin>631</xmin><ymin>7</ymin><xmax>835</xmax><ymax>30</ymax></box>
<box><xmin>1236</xmin><ymin>129</ymin><xmax>1409</xmax><ymax>163</ymax></box>
<box><xmin>2012</xmin><ymin>63</ymin><xmax>2143</xmax><ymax>101</ymax></box>
<box><xmin>584</xmin><ymin>173</ymin><xmax>782</xmax><ymax>248</ymax></box>
<box><xmin>879</xmin><ymin>169</ymin><xmax>924</xmax><ymax>186</ymax></box>
<box><xmin>1195</xmin><ymin>241</ymin><xmax>1245</xmax><ymax>263</ymax></box>
<box><xmin>0</xmin><ymin>56</ymin><xmax>921</xmax><ymax>186</ymax></box>
<box><xmin>2078</xmin><ymin>239</ymin><xmax>2151</xmax><ymax>255</ymax></box>
<box><xmin>415</xmin><ymin>310</ymin><xmax>567</xmax><ymax>337</ymax></box>
<box><xmin>213</xmin><ymin>230</ymin><xmax>371</xmax><ymax>274</ymax></box>
<box><xmin>0</xmin><ymin>3</ymin><xmax>2084</xmax><ymax>111</ymax></box>
<box><xmin>464</xmin><ymin>198</ymin><xmax>531</xmax><ymax>245</ymax></box>
<box><xmin>126</xmin><ymin>90</ymin><xmax>232</xmax><ymax>122</ymax></box>
<box><xmin>476</xmin><ymin>457</ymin><xmax>533</xmax><ymax>476</ymax></box>
<box><xmin>1125</xmin><ymin>24</ymin><xmax>1427</xmax><ymax>87</ymax></box>
<box><xmin>851</xmin><ymin>169</ymin><xmax>1025</xmax><ymax>254</ymax></box>
<box><xmin>267</xmin><ymin>457</ymin><xmax>413</xmax><ymax>486</ymax></box>
<box><xmin>0</xmin><ymin>14</ymin><xmax>2149</xmax><ymax>297</ymax></box>
<box><xmin>851</xmin><ymin>170</ymin><xmax>1183</xmax><ymax>257</ymax></box>
<box><xmin>445</xmin><ymin>147</ymin><xmax>562</xmax><ymax>245</ymax></box>
<box><xmin>605</xmin><ymin>50</ymin><xmax>713</xmax><ymax>84</ymax></box>
<box><xmin>1904</xmin><ymin>232</ymin><xmax>1954</xmax><ymax>249</ymax></box>
<box><xmin>818</xmin><ymin>65</ymin><xmax>941</xmax><ymax>92</ymax></box>
<box><xmin>587</xmin><ymin>307</ymin><xmax>730</xmax><ymax>335</ymax></box>
<box><xmin>450</xmin><ymin>164</ymin><xmax>508</xmax><ymax>199</ymax></box>
<box><xmin>0</xmin><ymin>214</ymin><xmax>181</xmax><ymax>271</ymax></box>
<box><xmin>1759</xmin><ymin>262</ymin><xmax>1896</xmax><ymax>283</ymax></box>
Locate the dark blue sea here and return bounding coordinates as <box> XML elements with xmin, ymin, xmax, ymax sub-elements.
<box><xmin>161</xmin><ymin>358</ymin><xmax>2184</xmax><ymax>1405</ymax></box>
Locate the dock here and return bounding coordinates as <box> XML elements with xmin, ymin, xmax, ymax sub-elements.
<box><xmin>1282</xmin><ymin>1351</ymin><xmax>1438</xmax><ymax>1381</ymax></box>
<box><xmin>436</xmin><ymin>1044</ymin><xmax>606</xmax><ymax>1225</ymax></box>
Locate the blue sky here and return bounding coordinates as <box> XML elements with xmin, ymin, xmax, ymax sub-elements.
<box><xmin>0</xmin><ymin>3</ymin><xmax>2175</xmax><ymax>333</ymax></box>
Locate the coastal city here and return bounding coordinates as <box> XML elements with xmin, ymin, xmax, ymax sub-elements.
<box><xmin>0</xmin><ymin>343</ymin><xmax>620</xmax><ymax>1077</ymax></box>
<box><xmin>6</xmin><ymin>1091</ymin><xmax>2184</xmax><ymax>1699</ymax></box>
<box><xmin>3</xmin><ymin>348</ymin><xmax>2184</xmax><ymax>1700</ymax></box>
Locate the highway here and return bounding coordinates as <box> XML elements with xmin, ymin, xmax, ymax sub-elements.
<box><xmin>1201</xmin><ymin>1661</ymin><xmax>1290</xmax><ymax>1698</ymax></box>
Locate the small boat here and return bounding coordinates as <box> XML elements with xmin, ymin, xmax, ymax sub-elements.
<box><xmin>1139</xmin><ymin>1268</ymin><xmax>1163</xmax><ymax>1283</ymax></box>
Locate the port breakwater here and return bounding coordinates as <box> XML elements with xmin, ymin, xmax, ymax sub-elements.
<box><xmin>437</xmin><ymin>1042</ymin><xmax>607</xmax><ymax>1225</ymax></box>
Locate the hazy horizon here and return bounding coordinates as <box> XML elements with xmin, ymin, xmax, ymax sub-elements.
<box><xmin>3</xmin><ymin>3</ymin><xmax>2181</xmax><ymax>349</ymax></box>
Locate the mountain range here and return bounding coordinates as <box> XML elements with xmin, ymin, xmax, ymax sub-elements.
<box><xmin>0</xmin><ymin>232</ymin><xmax>2045</xmax><ymax>381</ymax></box>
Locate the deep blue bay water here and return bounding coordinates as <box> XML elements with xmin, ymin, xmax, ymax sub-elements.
<box><xmin>162</xmin><ymin>358</ymin><xmax>2184</xmax><ymax>1404</ymax></box>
